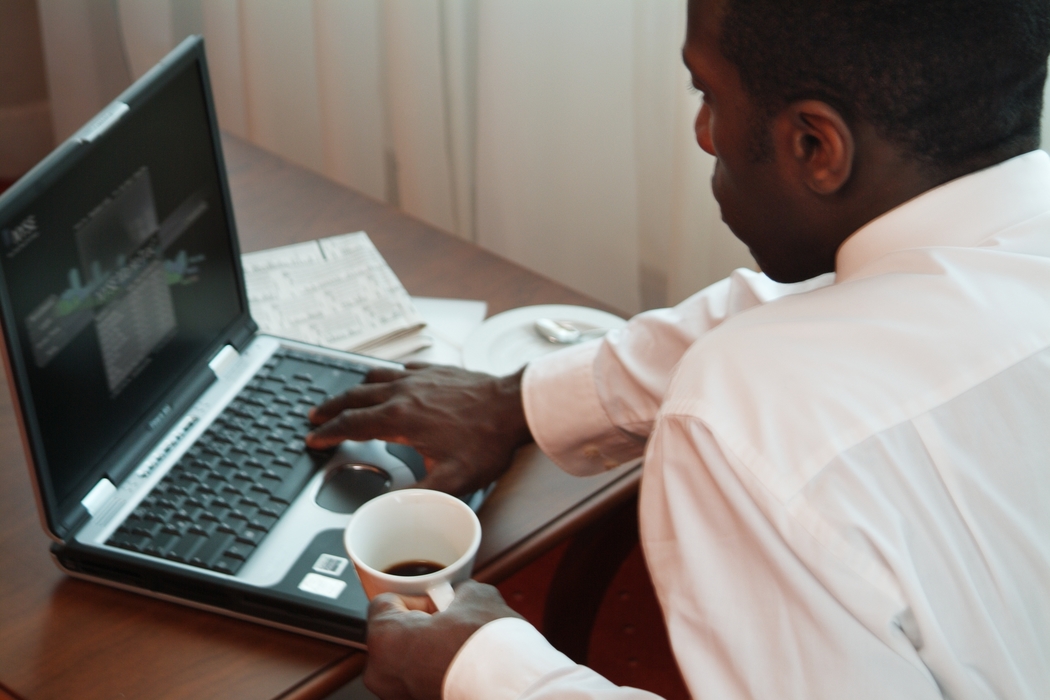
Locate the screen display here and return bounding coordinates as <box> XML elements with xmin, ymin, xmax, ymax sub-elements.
<box><xmin>0</xmin><ymin>58</ymin><xmax>243</xmax><ymax>511</ymax></box>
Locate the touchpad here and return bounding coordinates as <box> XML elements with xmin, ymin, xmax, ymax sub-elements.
<box><xmin>315</xmin><ymin>464</ymin><xmax>392</xmax><ymax>513</ymax></box>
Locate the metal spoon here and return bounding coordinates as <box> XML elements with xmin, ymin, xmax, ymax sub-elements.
<box><xmin>534</xmin><ymin>318</ymin><xmax>609</xmax><ymax>344</ymax></box>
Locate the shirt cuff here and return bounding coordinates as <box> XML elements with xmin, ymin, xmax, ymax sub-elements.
<box><xmin>523</xmin><ymin>340</ymin><xmax>642</xmax><ymax>477</ymax></box>
<box><xmin>443</xmin><ymin>618</ymin><xmax>576</xmax><ymax>700</ymax></box>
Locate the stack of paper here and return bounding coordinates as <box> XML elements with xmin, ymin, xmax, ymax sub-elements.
<box><xmin>242</xmin><ymin>231</ymin><xmax>429</xmax><ymax>360</ymax></box>
<box><xmin>404</xmin><ymin>297</ymin><xmax>488</xmax><ymax>367</ymax></box>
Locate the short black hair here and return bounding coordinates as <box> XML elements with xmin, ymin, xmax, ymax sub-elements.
<box><xmin>718</xmin><ymin>0</ymin><xmax>1050</xmax><ymax>172</ymax></box>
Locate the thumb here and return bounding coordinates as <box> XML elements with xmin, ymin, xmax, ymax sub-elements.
<box><xmin>369</xmin><ymin>592</ymin><xmax>436</xmax><ymax>618</ymax></box>
<box><xmin>412</xmin><ymin>458</ymin><xmax>472</xmax><ymax>496</ymax></box>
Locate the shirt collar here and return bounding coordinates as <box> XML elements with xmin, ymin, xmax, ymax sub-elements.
<box><xmin>835</xmin><ymin>149</ymin><xmax>1050</xmax><ymax>281</ymax></box>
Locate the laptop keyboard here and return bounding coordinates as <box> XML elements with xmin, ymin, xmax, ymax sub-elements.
<box><xmin>106</xmin><ymin>349</ymin><xmax>370</xmax><ymax>575</ymax></box>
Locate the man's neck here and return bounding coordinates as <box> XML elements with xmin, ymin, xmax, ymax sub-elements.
<box><xmin>827</xmin><ymin>134</ymin><xmax>1040</xmax><ymax>273</ymax></box>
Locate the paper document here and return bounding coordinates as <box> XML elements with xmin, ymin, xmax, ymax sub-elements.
<box><xmin>242</xmin><ymin>231</ymin><xmax>427</xmax><ymax>359</ymax></box>
<box><xmin>404</xmin><ymin>297</ymin><xmax>488</xmax><ymax>367</ymax></box>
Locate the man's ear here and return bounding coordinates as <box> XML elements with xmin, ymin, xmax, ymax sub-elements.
<box><xmin>778</xmin><ymin>100</ymin><xmax>854</xmax><ymax>195</ymax></box>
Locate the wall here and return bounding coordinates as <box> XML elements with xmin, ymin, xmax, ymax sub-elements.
<box><xmin>0</xmin><ymin>0</ymin><xmax>53</xmax><ymax>182</ymax></box>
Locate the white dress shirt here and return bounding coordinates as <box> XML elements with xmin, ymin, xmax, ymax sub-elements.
<box><xmin>444</xmin><ymin>150</ymin><xmax>1050</xmax><ymax>699</ymax></box>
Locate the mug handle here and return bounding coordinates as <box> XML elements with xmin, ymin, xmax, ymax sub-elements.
<box><xmin>426</xmin><ymin>581</ymin><xmax>455</xmax><ymax>612</ymax></box>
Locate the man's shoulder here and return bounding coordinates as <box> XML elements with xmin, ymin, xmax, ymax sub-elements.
<box><xmin>658</xmin><ymin>247</ymin><xmax>1050</xmax><ymax>493</ymax></box>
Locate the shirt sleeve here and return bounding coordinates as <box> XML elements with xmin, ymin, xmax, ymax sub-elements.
<box><xmin>523</xmin><ymin>269</ymin><xmax>834</xmax><ymax>476</ymax></box>
<box><xmin>444</xmin><ymin>618</ymin><xmax>665</xmax><ymax>700</ymax></box>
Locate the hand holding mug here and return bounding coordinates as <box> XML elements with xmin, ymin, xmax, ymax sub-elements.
<box><xmin>346</xmin><ymin>489</ymin><xmax>521</xmax><ymax>699</ymax></box>
<box><xmin>344</xmin><ymin>489</ymin><xmax>481</xmax><ymax>611</ymax></box>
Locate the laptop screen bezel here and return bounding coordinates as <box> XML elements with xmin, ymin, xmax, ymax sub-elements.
<box><xmin>0</xmin><ymin>36</ymin><xmax>257</xmax><ymax>541</ymax></box>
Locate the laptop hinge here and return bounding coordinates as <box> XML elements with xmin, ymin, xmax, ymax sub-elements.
<box><xmin>208</xmin><ymin>344</ymin><xmax>240</xmax><ymax>378</ymax></box>
<box><xmin>76</xmin><ymin>102</ymin><xmax>129</xmax><ymax>144</ymax></box>
<box><xmin>81</xmin><ymin>478</ymin><xmax>116</xmax><ymax>517</ymax></box>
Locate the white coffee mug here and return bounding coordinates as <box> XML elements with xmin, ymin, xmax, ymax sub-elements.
<box><xmin>343</xmin><ymin>489</ymin><xmax>482</xmax><ymax>611</ymax></box>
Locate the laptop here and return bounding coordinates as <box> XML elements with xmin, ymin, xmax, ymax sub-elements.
<box><xmin>0</xmin><ymin>36</ymin><xmax>460</xmax><ymax>647</ymax></box>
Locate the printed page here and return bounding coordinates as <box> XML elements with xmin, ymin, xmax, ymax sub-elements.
<box><xmin>402</xmin><ymin>297</ymin><xmax>488</xmax><ymax>367</ymax></box>
<box><xmin>242</xmin><ymin>231</ymin><xmax>424</xmax><ymax>354</ymax></box>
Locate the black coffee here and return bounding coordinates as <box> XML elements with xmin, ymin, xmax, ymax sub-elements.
<box><xmin>384</xmin><ymin>560</ymin><xmax>445</xmax><ymax>577</ymax></box>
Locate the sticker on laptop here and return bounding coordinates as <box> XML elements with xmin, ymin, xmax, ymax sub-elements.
<box><xmin>313</xmin><ymin>553</ymin><xmax>349</xmax><ymax>577</ymax></box>
<box><xmin>298</xmin><ymin>572</ymin><xmax>347</xmax><ymax>599</ymax></box>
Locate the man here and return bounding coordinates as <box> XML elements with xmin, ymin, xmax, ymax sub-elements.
<box><xmin>307</xmin><ymin>0</ymin><xmax>1050</xmax><ymax>697</ymax></box>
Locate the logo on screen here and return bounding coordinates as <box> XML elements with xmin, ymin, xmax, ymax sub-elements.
<box><xmin>2</xmin><ymin>215</ymin><xmax>39</xmax><ymax>257</ymax></box>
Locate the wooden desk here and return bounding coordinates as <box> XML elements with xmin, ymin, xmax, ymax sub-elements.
<box><xmin>0</xmin><ymin>135</ymin><xmax>640</xmax><ymax>700</ymax></box>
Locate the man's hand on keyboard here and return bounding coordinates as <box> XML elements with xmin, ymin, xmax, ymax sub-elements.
<box><xmin>305</xmin><ymin>364</ymin><xmax>532</xmax><ymax>496</ymax></box>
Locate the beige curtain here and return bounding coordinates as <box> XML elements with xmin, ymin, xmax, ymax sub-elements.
<box><xmin>37</xmin><ymin>0</ymin><xmax>760</xmax><ymax>315</ymax></box>
<box><xmin>54</xmin><ymin>2</ymin><xmax>1050</xmax><ymax>314</ymax></box>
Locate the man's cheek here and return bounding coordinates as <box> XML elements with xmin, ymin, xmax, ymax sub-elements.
<box><xmin>709</xmin><ymin>165</ymin><xmax>734</xmax><ymax>225</ymax></box>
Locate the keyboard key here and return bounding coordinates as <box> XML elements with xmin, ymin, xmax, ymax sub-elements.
<box><xmin>236</xmin><ymin>501</ymin><xmax>260</xmax><ymax>520</ymax></box>
<box><xmin>272</xmin><ymin>454</ymin><xmax>317</xmax><ymax>504</ymax></box>
<box><xmin>237</xmin><ymin>492</ymin><xmax>262</xmax><ymax>507</ymax></box>
<box><xmin>248</xmin><ymin>514</ymin><xmax>277</xmax><ymax>532</ymax></box>
<box><xmin>227</xmin><ymin>508</ymin><xmax>249</xmax><ymax>522</ymax></box>
<box><xmin>209</xmin><ymin>496</ymin><xmax>233</xmax><ymax>511</ymax></box>
<box><xmin>191</xmin><ymin>531</ymin><xmax>237</xmax><ymax>568</ymax></box>
<box><xmin>110</xmin><ymin>532</ymin><xmax>150</xmax><ymax>553</ymax></box>
<box><xmin>235</xmin><ymin>528</ymin><xmax>264</xmax><ymax>546</ymax></box>
<box><xmin>183</xmin><ymin>495</ymin><xmax>207</xmax><ymax>509</ymax></box>
<box><xmin>130</xmin><ymin>523</ymin><xmax>162</xmax><ymax>538</ymax></box>
<box><xmin>161</xmin><ymin>522</ymin><xmax>184</xmax><ymax>536</ymax></box>
<box><xmin>167</xmin><ymin>533</ymin><xmax>210</xmax><ymax>563</ymax></box>
<box><xmin>199</xmin><ymin>444</ymin><xmax>223</xmax><ymax>457</ymax></box>
<box><xmin>181</xmin><ymin>502</ymin><xmax>204</xmax><ymax>520</ymax></box>
<box><xmin>157</xmin><ymin>497</ymin><xmax>181</xmax><ymax>511</ymax></box>
<box><xmin>194</xmin><ymin>453</ymin><xmax>220</xmax><ymax>469</ymax></box>
<box><xmin>259</xmin><ymin>501</ymin><xmax>287</xmax><ymax>518</ymax></box>
<box><xmin>215</xmin><ymin>521</ymin><xmax>240</xmax><ymax>536</ymax></box>
<box><xmin>187</xmin><ymin>523</ymin><xmax>210</xmax><ymax>537</ymax></box>
<box><xmin>213</xmin><ymin>556</ymin><xmax>243</xmax><ymax>575</ymax></box>
<box><xmin>143</xmin><ymin>532</ymin><xmax>179</xmax><ymax>557</ymax></box>
<box><xmin>214</xmin><ymin>463</ymin><xmax>237</xmax><ymax>479</ymax></box>
<box><xmin>249</xmin><ymin>483</ymin><xmax>273</xmax><ymax>498</ymax></box>
<box><xmin>224</xmin><ymin>541</ymin><xmax>255</xmax><ymax>561</ymax></box>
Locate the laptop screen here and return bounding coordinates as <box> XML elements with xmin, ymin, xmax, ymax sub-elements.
<box><xmin>0</xmin><ymin>42</ymin><xmax>245</xmax><ymax>520</ymax></box>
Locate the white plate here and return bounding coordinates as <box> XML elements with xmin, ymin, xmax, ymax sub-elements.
<box><xmin>462</xmin><ymin>304</ymin><xmax>627</xmax><ymax>376</ymax></box>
